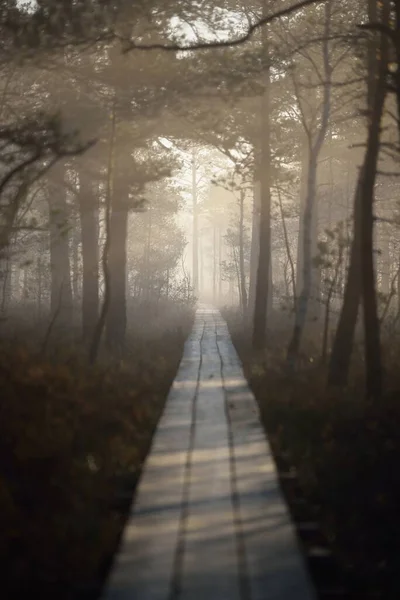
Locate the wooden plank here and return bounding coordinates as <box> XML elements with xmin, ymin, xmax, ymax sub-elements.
<box><xmin>179</xmin><ymin>312</ymin><xmax>241</xmax><ymax>600</ymax></box>
<box><xmin>102</xmin><ymin>314</ymin><xmax>204</xmax><ymax>600</ymax></box>
<box><xmin>215</xmin><ymin>312</ymin><xmax>317</xmax><ymax>600</ymax></box>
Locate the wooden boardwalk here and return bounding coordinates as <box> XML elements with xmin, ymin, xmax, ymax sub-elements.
<box><xmin>102</xmin><ymin>307</ymin><xmax>317</xmax><ymax>600</ymax></box>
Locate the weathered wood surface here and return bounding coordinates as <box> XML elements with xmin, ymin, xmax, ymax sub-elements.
<box><xmin>102</xmin><ymin>307</ymin><xmax>317</xmax><ymax>600</ymax></box>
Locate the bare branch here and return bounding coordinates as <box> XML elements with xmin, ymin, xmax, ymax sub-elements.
<box><xmin>121</xmin><ymin>0</ymin><xmax>327</xmax><ymax>53</ymax></box>
<box><xmin>358</xmin><ymin>22</ymin><xmax>396</xmax><ymax>44</ymax></box>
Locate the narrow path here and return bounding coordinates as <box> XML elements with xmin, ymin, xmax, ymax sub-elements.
<box><xmin>102</xmin><ymin>307</ymin><xmax>317</xmax><ymax>600</ymax></box>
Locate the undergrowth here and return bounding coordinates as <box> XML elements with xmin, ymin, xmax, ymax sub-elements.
<box><xmin>0</xmin><ymin>307</ymin><xmax>193</xmax><ymax>600</ymax></box>
<box><xmin>227</xmin><ymin>309</ymin><xmax>400</xmax><ymax>599</ymax></box>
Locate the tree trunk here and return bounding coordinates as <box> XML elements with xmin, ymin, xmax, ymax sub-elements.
<box><xmin>252</xmin><ymin>41</ymin><xmax>272</xmax><ymax>350</ymax></box>
<box><xmin>359</xmin><ymin>23</ymin><xmax>388</xmax><ymax>399</ymax></box>
<box><xmin>328</xmin><ymin>178</ymin><xmax>362</xmax><ymax>385</ymax></box>
<box><xmin>398</xmin><ymin>257</ymin><xmax>400</xmax><ymax>319</ymax></box>
<box><xmin>394</xmin><ymin>3</ymin><xmax>400</xmax><ymax>142</ymax></box>
<box><xmin>229</xmin><ymin>259</ymin><xmax>234</xmax><ymax>305</ymax></box>
<box><xmin>22</xmin><ymin>267</ymin><xmax>29</xmax><ymax>300</ymax></box>
<box><xmin>79</xmin><ymin>174</ymin><xmax>99</xmax><ymax>342</ymax></box>
<box><xmin>296</xmin><ymin>136</ymin><xmax>310</xmax><ymax>295</ymax></box>
<box><xmin>106</xmin><ymin>200</ymin><xmax>128</xmax><ymax>353</ymax></box>
<box><xmin>166</xmin><ymin>268</ymin><xmax>170</xmax><ymax>299</ymax></box>
<box><xmin>199</xmin><ymin>228</ymin><xmax>204</xmax><ymax>296</ymax></box>
<box><xmin>392</xmin><ymin>2</ymin><xmax>400</xmax><ymax>322</ymax></box>
<box><xmin>296</xmin><ymin>115</ymin><xmax>321</xmax><ymax>325</ymax></box>
<box><xmin>0</xmin><ymin>251</ymin><xmax>11</xmax><ymax>313</ymax></box>
<box><xmin>287</xmin><ymin>149</ymin><xmax>320</xmax><ymax>365</ymax></box>
<box><xmin>277</xmin><ymin>184</ymin><xmax>296</xmax><ymax>312</ymax></box>
<box><xmin>287</xmin><ymin>1</ymin><xmax>332</xmax><ymax>366</ymax></box>
<box><xmin>37</xmin><ymin>255</ymin><xmax>42</xmax><ymax>321</ymax></box>
<box><xmin>192</xmin><ymin>149</ymin><xmax>199</xmax><ymax>296</ymax></box>
<box><xmin>248</xmin><ymin>179</ymin><xmax>260</xmax><ymax>318</ymax></box>
<box><xmin>143</xmin><ymin>205</ymin><xmax>152</xmax><ymax>300</ymax></box>
<box><xmin>268</xmin><ymin>237</ymin><xmax>273</xmax><ymax>316</ymax></box>
<box><xmin>321</xmin><ymin>296</ymin><xmax>331</xmax><ymax>365</ymax></box>
<box><xmin>238</xmin><ymin>189</ymin><xmax>248</xmax><ymax>316</ymax></box>
<box><xmin>71</xmin><ymin>213</ymin><xmax>79</xmax><ymax>305</ymax></box>
<box><xmin>89</xmin><ymin>102</ymin><xmax>116</xmax><ymax>364</ymax></box>
<box><xmin>322</xmin><ymin>242</ymin><xmax>344</xmax><ymax>364</ymax></box>
<box><xmin>48</xmin><ymin>170</ymin><xmax>73</xmax><ymax>330</ymax></box>
<box><xmin>213</xmin><ymin>222</ymin><xmax>217</xmax><ymax>304</ymax></box>
<box><xmin>218</xmin><ymin>225</ymin><xmax>223</xmax><ymax>303</ymax></box>
<box><xmin>328</xmin><ymin>0</ymin><xmax>385</xmax><ymax>388</ymax></box>
<box><xmin>233</xmin><ymin>246</ymin><xmax>242</xmax><ymax>309</ymax></box>
<box><xmin>361</xmin><ymin>169</ymin><xmax>383</xmax><ymax>401</ymax></box>
<box><xmin>380</xmin><ymin>228</ymin><xmax>390</xmax><ymax>295</ymax></box>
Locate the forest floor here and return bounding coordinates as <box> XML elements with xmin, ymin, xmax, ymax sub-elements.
<box><xmin>227</xmin><ymin>310</ymin><xmax>400</xmax><ymax>600</ymax></box>
<box><xmin>0</xmin><ymin>304</ymin><xmax>194</xmax><ymax>600</ymax></box>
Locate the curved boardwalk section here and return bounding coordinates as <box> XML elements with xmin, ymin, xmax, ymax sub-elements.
<box><xmin>102</xmin><ymin>307</ymin><xmax>317</xmax><ymax>600</ymax></box>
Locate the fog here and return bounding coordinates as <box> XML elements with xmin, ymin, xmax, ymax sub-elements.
<box><xmin>1</xmin><ymin>1</ymin><xmax>399</xmax><ymax>365</ymax></box>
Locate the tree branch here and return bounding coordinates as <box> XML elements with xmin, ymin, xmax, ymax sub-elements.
<box><xmin>121</xmin><ymin>0</ymin><xmax>326</xmax><ymax>53</ymax></box>
<box><xmin>358</xmin><ymin>22</ymin><xmax>396</xmax><ymax>44</ymax></box>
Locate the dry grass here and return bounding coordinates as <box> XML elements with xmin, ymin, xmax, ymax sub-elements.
<box><xmin>0</xmin><ymin>305</ymin><xmax>193</xmax><ymax>600</ymax></box>
<box><xmin>227</xmin><ymin>309</ymin><xmax>400</xmax><ymax>599</ymax></box>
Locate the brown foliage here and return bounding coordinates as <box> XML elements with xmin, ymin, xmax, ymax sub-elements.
<box><xmin>230</xmin><ymin>316</ymin><xmax>400</xmax><ymax>598</ymax></box>
<box><xmin>0</xmin><ymin>319</ymin><xmax>191</xmax><ymax>599</ymax></box>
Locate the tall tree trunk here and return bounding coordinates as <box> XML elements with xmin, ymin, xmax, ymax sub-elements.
<box><xmin>22</xmin><ymin>267</ymin><xmax>29</xmax><ymax>300</ymax></box>
<box><xmin>328</xmin><ymin>0</ymin><xmax>382</xmax><ymax>387</ymax></box>
<box><xmin>277</xmin><ymin>184</ymin><xmax>296</xmax><ymax>312</ymax></box>
<box><xmin>71</xmin><ymin>212</ymin><xmax>79</xmax><ymax>304</ymax></box>
<box><xmin>287</xmin><ymin>147</ymin><xmax>321</xmax><ymax>365</ymax></box>
<box><xmin>397</xmin><ymin>248</ymin><xmax>400</xmax><ymax>317</ymax></box>
<box><xmin>37</xmin><ymin>255</ymin><xmax>42</xmax><ymax>321</ymax></box>
<box><xmin>79</xmin><ymin>173</ymin><xmax>99</xmax><ymax>342</ymax></box>
<box><xmin>192</xmin><ymin>149</ymin><xmax>199</xmax><ymax>296</ymax></box>
<box><xmin>15</xmin><ymin>268</ymin><xmax>23</xmax><ymax>302</ymax></box>
<box><xmin>199</xmin><ymin>227</ymin><xmax>204</xmax><ymax>296</ymax></box>
<box><xmin>360</xmin><ymin>143</ymin><xmax>384</xmax><ymax>400</ymax></box>
<box><xmin>106</xmin><ymin>198</ymin><xmax>128</xmax><ymax>353</ymax></box>
<box><xmin>218</xmin><ymin>225</ymin><xmax>223</xmax><ymax>303</ymax></box>
<box><xmin>239</xmin><ymin>188</ymin><xmax>248</xmax><ymax>316</ymax></box>
<box><xmin>296</xmin><ymin>135</ymin><xmax>310</xmax><ymax>295</ymax></box>
<box><xmin>252</xmin><ymin>35</ymin><xmax>272</xmax><ymax>350</ymax></box>
<box><xmin>398</xmin><ymin>256</ymin><xmax>400</xmax><ymax>319</ymax></box>
<box><xmin>268</xmin><ymin>236</ymin><xmax>273</xmax><ymax>316</ymax></box>
<box><xmin>0</xmin><ymin>250</ymin><xmax>11</xmax><ymax>313</ymax></box>
<box><xmin>213</xmin><ymin>222</ymin><xmax>217</xmax><ymax>304</ymax></box>
<box><xmin>380</xmin><ymin>228</ymin><xmax>390</xmax><ymax>295</ymax></box>
<box><xmin>359</xmin><ymin>3</ymin><xmax>388</xmax><ymax>399</ymax></box>
<box><xmin>390</xmin><ymin>1</ymin><xmax>400</xmax><ymax>324</ymax></box>
<box><xmin>229</xmin><ymin>258</ymin><xmax>234</xmax><ymax>305</ymax></box>
<box><xmin>248</xmin><ymin>179</ymin><xmax>260</xmax><ymax>318</ymax></box>
<box><xmin>287</xmin><ymin>1</ymin><xmax>332</xmax><ymax>366</ymax></box>
<box><xmin>48</xmin><ymin>168</ymin><xmax>73</xmax><ymax>330</ymax></box>
<box><xmin>296</xmin><ymin>103</ymin><xmax>321</xmax><ymax>323</ymax></box>
<box><xmin>89</xmin><ymin>101</ymin><xmax>116</xmax><ymax>364</ymax></box>
<box><xmin>105</xmin><ymin>109</ymin><xmax>131</xmax><ymax>355</ymax></box>
<box><xmin>389</xmin><ymin>1</ymin><xmax>400</xmax><ymax>323</ymax></box>
<box><xmin>166</xmin><ymin>268</ymin><xmax>170</xmax><ymax>299</ymax></box>
<box><xmin>143</xmin><ymin>205</ymin><xmax>152</xmax><ymax>300</ymax></box>
<box><xmin>233</xmin><ymin>245</ymin><xmax>242</xmax><ymax>309</ymax></box>
<box><xmin>328</xmin><ymin>177</ymin><xmax>363</xmax><ymax>384</ymax></box>
<box><xmin>393</xmin><ymin>3</ymin><xmax>400</xmax><ymax>147</ymax></box>
<box><xmin>322</xmin><ymin>241</ymin><xmax>344</xmax><ymax>364</ymax></box>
